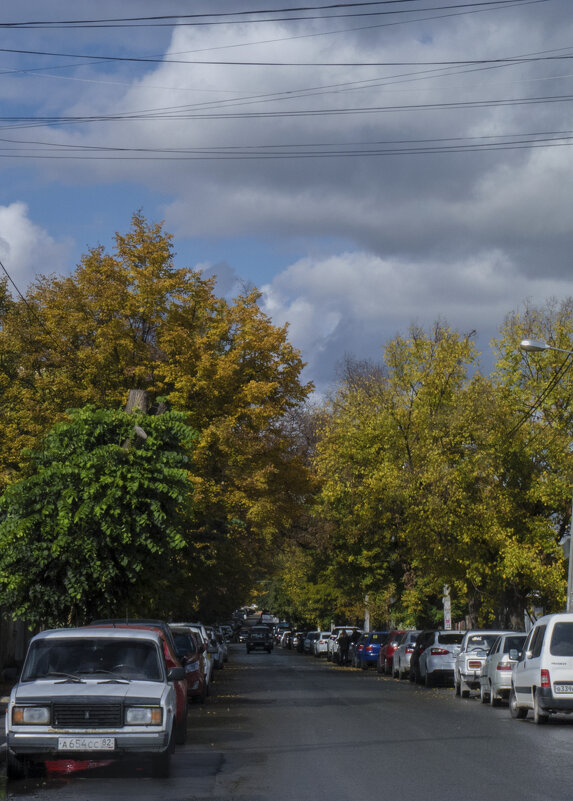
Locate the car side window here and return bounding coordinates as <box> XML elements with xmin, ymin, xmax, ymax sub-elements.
<box><xmin>531</xmin><ymin>625</ymin><xmax>546</xmax><ymax>658</ymax></box>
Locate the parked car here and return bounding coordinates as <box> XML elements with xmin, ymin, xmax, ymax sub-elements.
<box><xmin>510</xmin><ymin>613</ymin><xmax>573</xmax><ymax>723</ymax></box>
<box><xmin>314</xmin><ymin>631</ymin><xmax>332</xmax><ymax>658</ymax></box>
<box><xmin>377</xmin><ymin>630</ymin><xmax>405</xmax><ymax>675</ymax></box>
<box><xmin>479</xmin><ymin>632</ymin><xmax>526</xmax><ymax>706</ymax></box>
<box><xmin>291</xmin><ymin>631</ymin><xmax>306</xmax><ymax>651</ymax></box>
<box><xmin>328</xmin><ymin>626</ymin><xmax>359</xmax><ymax>663</ymax></box>
<box><xmin>5</xmin><ymin>627</ymin><xmax>184</xmax><ymax>779</ymax></box>
<box><xmin>303</xmin><ymin>631</ymin><xmax>320</xmax><ymax>654</ymax></box>
<box><xmin>409</xmin><ymin>630</ymin><xmax>439</xmax><ymax>683</ymax></box>
<box><xmin>246</xmin><ymin>625</ymin><xmax>274</xmax><ymax>653</ymax></box>
<box><xmin>417</xmin><ymin>630</ymin><xmax>465</xmax><ymax>686</ymax></box>
<box><xmin>205</xmin><ymin>627</ymin><xmax>225</xmax><ymax>670</ymax></box>
<box><xmin>354</xmin><ymin>631</ymin><xmax>388</xmax><ymax>669</ymax></box>
<box><xmin>172</xmin><ymin>622</ymin><xmax>214</xmax><ymax>690</ymax></box>
<box><xmin>454</xmin><ymin>630</ymin><xmax>510</xmax><ymax>697</ymax></box>
<box><xmin>280</xmin><ymin>631</ymin><xmax>293</xmax><ymax>648</ymax></box>
<box><xmin>392</xmin><ymin>630</ymin><xmax>421</xmax><ymax>679</ymax></box>
<box><xmin>170</xmin><ymin>625</ymin><xmax>208</xmax><ymax>704</ymax></box>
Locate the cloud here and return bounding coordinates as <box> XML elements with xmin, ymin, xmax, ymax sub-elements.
<box><xmin>0</xmin><ymin>203</ymin><xmax>73</xmax><ymax>289</ymax></box>
<box><xmin>261</xmin><ymin>249</ymin><xmax>573</xmax><ymax>390</ymax></box>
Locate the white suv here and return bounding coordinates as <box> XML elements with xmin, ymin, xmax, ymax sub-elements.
<box><xmin>510</xmin><ymin>612</ymin><xmax>573</xmax><ymax>723</ymax></box>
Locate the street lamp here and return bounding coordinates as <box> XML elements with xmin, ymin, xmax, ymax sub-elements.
<box><xmin>520</xmin><ymin>338</ymin><xmax>573</xmax><ymax>612</ymax></box>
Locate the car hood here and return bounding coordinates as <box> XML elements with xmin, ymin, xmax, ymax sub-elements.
<box><xmin>12</xmin><ymin>679</ymin><xmax>166</xmax><ymax>703</ymax></box>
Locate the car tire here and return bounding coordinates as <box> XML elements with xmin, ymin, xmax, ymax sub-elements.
<box><xmin>361</xmin><ymin>660</ymin><xmax>368</xmax><ymax>670</ymax></box>
<box><xmin>454</xmin><ymin>674</ymin><xmax>461</xmax><ymax>696</ymax></box>
<box><xmin>509</xmin><ymin>687</ymin><xmax>528</xmax><ymax>719</ymax></box>
<box><xmin>175</xmin><ymin>707</ymin><xmax>188</xmax><ymax>745</ymax></box>
<box><xmin>6</xmin><ymin>752</ymin><xmax>30</xmax><ymax>780</ymax></box>
<box><xmin>151</xmin><ymin>748</ymin><xmax>171</xmax><ymax>779</ymax></box>
<box><xmin>489</xmin><ymin>684</ymin><xmax>500</xmax><ymax>707</ymax></box>
<box><xmin>480</xmin><ymin>684</ymin><xmax>489</xmax><ymax>704</ymax></box>
<box><xmin>533</xmin><ymin>692</ymin><xmax>549</xmax><ymax>724</ymax></box>
<box><xmin>461</xmin><ymin>685</ymin><xmax>470</xmax><ymax>699</ymax></box>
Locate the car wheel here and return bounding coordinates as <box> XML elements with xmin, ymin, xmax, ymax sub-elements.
<box><xmin>361</xmin><ymin>660</ymin><xmax>368</xmax><ymax>670</ymax></box>
<box><xmin>376</xmin><ymin>660</ymin><xmax>384</xmax><ymax>674</ymax></box>
<box><xmin>454</xmin><ymin>674</ymin><xmax>461</xmax><ymax>696</ymax></box>
<box><xmin>151</xmin><ymin>748</ymin><xmax>171</xmax><ymax>778</ymax></box>
<box><xmin>509</xmin><ymin>687</ymin><xmax>528</xmax><ymax>719</ymax></box>
<box><xmin>489</xmin><ymin>684</ymin><xmax>500</xmax><ymax>707</ymax></box>
<box><xmin>533</xmin><ymin>692</ymin><xmax>549</xmax><ymax>724</ymax></box>
<box><xmin>425</xmin><ymin>672</ymin><xmax>434</xmax><ymax>688</ymax></box>
<box><xmin>175</xmin><ymin>707</ymin><xmax>188</xmax><ymax>745</ymax></box>
<box><xmin>461</xmin><ymin>684</ymin><xmax>470</xmax><ymax>699</ymax></box>
<box><xmin>480</xmin><ymin>684</ymin><xmax>489</xmax><ymax>704</ymax></box>
<box><xmin>6</xmin><ymin>752</ymin><xmax>30</xmax><ymax>780</ymax></box>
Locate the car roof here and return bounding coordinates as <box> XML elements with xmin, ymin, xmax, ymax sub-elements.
<box><xmin>32</xmin><ymin>627</ymin><xmax>162</xmax><ymax>645</ymax></box>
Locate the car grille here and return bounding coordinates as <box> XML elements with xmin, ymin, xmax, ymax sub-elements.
<box><xmin>52</xmin><ymin>703</ymin><xmax>123</xmax><ymax>728</ymax></box>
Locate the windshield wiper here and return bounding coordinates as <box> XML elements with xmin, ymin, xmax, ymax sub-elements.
<box><xmin>44</xmin><ymin>672</ymin><xmax>86</xmax><ymax>683</ymax></box>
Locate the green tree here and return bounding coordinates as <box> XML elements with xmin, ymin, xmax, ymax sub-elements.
<box><xmin>0</xmin><ymin>406</ymin><xmax>196</xmax><ymax>628</ymax></box>
<box><xmin>0</xmin><ymin>213</ymin><xmax>313</xmax><ymax>616</ymax></box>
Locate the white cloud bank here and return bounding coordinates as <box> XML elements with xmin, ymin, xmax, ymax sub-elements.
<box><xmin>262</xmin><ymin>249</ymin><xmax>573</xmax><ymax>390</ymax></box>
<box><xmin>0</xmin><ymin>203</ymin><xmax>73</xmax><ymax>289</ymax></box>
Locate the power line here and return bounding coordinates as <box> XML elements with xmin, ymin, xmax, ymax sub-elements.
<box><xmin>3</xmin><ymin>46</ymin><xmax>570</xmax><ymax>69</ymax></box>
<box><xmin>0</xmin><ymin>0</ymin><xmax>539</xmax><ymax>28</ymax></box>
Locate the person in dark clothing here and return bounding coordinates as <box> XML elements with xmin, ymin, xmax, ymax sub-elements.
<box><xmin>337</xmin><ymin>629</ymin><xmax>350</xmax><ymax>666</ymax></box>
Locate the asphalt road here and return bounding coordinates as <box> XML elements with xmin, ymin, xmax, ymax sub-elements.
<box><xmin>3</xmin><ymin>643</ymin><xmax>573</xmax><ymax>800</ymax></box>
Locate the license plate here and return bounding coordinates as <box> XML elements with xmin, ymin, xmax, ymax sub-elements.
<box><xmin>553</xmin><ymin>684</ymin><xmax>573</xmax><ymax>694</ymax></box>
<box><xmin>58</xmin><ymin>737</ymin><xmax>115</xmax><ymax>751</ymax></box>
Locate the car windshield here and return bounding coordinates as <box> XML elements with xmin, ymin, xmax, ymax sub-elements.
<box><xmin>465</xmin><ymin>634</ymin><xmax>498</xmax><ymax>650</ymax></box>
<box><xmin>550</xmin><ymin>623</ymin><xmax>573</xmax><ymax>656</ymax></box>
<box><xmin>369</xmin><ymin>633</ymin><xmax>386</xmax><ymax>642</ymax></box>
<box><xmin>22</xmin><ymin>638</ymin><xmax>163</xmax><ymax>682</ymax></box>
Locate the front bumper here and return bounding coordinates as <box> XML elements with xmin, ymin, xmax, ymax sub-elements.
<box><xmin>7</xmin><ymin>728</ymin><xmax>171</xmax><ymax>758</ymax></box>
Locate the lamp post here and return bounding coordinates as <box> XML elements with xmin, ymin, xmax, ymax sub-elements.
<box><xmin>520</xmin><ymin>338</ymin><xmax>573</xmax><ymax>612</ymax></box>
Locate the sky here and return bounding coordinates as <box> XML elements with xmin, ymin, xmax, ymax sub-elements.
<box><xmin>1</xmin><ymin>0</ymin><xmax>573</xmax><ymax>393</ymax></box>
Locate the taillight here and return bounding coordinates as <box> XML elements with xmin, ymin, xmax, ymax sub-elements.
<box><xmin>541</xmin><ymin>669</ymin><xmax>551</xmax><ymax>688</ymax></box>
<box><xmin>405</xmin><ymin>646</ymin><xmax>414</xmax><ymax>653</ymax></box>
<box><xmin>468</xmin><ymin>660</ymin><xmax>482</xmax><ymax>669</ymax></box>
<box><xmin>496</xmin><ymin>664</ymin><xmax>513</xmax><ymax>671</ymax></box>
<box><xmin>430</xmin><ymin>648</ymin><xmax>450</xmax><ymax>656</ymax></box>
<box><xmin>366</xmin><ymin>646</ymin><xmax>374</xmax><ymax>652</ymax></box>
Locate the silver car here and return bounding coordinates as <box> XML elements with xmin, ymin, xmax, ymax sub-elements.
<box><xmin>479</xmin><ymin>632</ymin><xmax>526</xmax><ymax>705</ymax></box>
<box><xmin>5</xmin><ymin>628</ymin><xmax>183</xmax><ymax>779</ymax></box>
<box><xmin>417</xmin><ymin>630</ymin><xmax>465</xmax><ymax>687</ymax></box>
<box><xmin>454</xmin><ymin>630</ymin><xmax>511</xmax><ymax>697</ymax></box>
<box><xmin>392</xmin><ymin>631</ymin><xmax>421</xmax><ymax>679</ymax></box>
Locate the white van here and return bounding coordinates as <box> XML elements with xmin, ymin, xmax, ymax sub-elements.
<box><xmin>510</xmin><ymin>612</ymin><xmax>573</xmax><ymax>723</ymax></box>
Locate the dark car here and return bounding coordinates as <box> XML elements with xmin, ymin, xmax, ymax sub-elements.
<box><xmin>246</xmin><ymin>625</ymin><xmax>274</xmax><ymax>653</ymax></box>
<box><xmin>170</xmin><ymin>625</ymin><xmax>208</xmax><ymax>704</ymax></box>
<box><xmin>409</xmin><ymin>630</ymin><xmax>439</xmax><ymax>683</ymax></box>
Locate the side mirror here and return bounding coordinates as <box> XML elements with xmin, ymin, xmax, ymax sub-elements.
<box><xmin>509</xmin><ymin>649</ymin><xmax>519</xmax><ymax>661</ymax></box>
<box><xmin>525</xmin><ymin>650</ymin><xmax>533</xmax><ymax>660</ymax></box>
<box><xmin>452</xmin><ymin>646</ymin><xmax>461</xmax><ymax>655</ymax></box>
<box><xmin>167</xmin><ymin>666</ymin><xmax>185</xmax><ymax>682</ymax></box>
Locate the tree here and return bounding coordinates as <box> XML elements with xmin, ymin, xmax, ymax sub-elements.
<box><xmin>0</xmin><ymin>406</ymin><xmax>196</xmax><ymax>628</ymax></box>
<box><xmin>0</xmin><ymin>212</ymin><xmax>313</xmax><ymax>616</ymax></box>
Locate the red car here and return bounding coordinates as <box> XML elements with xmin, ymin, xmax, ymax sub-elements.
<box><xmin>377</xmin><ymin>630</ymin><xmax>405</xmax><ymax>675</ymax></box>
<box><xmin>170</xmin><ymin>625</ymin><xmax>208</xmax><ymax>703</ymax></box>
<box><xmin>87</xmin><ymin>621</ymin><xmax>188</xmax><ymax>745</ymax></box>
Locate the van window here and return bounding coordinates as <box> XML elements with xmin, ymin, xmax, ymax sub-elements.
<box><xmin>530</xmin><ymin>625</ymin><xmax>546</xmax><ymax>658</ymax></box>
<box><xmin>550</xmin><ymin>623</ymin><xmax>573</xmax><ymax>656</ymax></box>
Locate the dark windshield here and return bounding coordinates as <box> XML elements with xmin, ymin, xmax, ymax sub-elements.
<box><xmin>465</xmin><ymin>634</ymin><xmax>498</xmax><ymax>650</ymax></box>
<box><xmin>22</xmin><ymin>638</ymin><xmax>163</xmax><ymax>682</ymax></box>
<box><xmin>437</xmin><ymin>633</ymin><xmax>464</xmax><ymax>644</ymax></box>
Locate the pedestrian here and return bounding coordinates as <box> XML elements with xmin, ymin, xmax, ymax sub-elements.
<box><xmin>337</xmin><ymin>628</ymin><xmax>349</xmax><ymax>665</ymax></box>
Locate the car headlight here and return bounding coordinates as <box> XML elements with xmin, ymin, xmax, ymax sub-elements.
<box><xmin>13</xmin><ymin>706</ymin><xmax>50</xmax><ymax>725</ymax></box>
<box><xmin>125</xmin><ymin>706</ymin><xmax>163</xmax><ymax>726</ymax></box>
<box><xmin>185</xmin><ymin>660</ymin><xmax>200</xmax><ymax>672</ymax></box>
